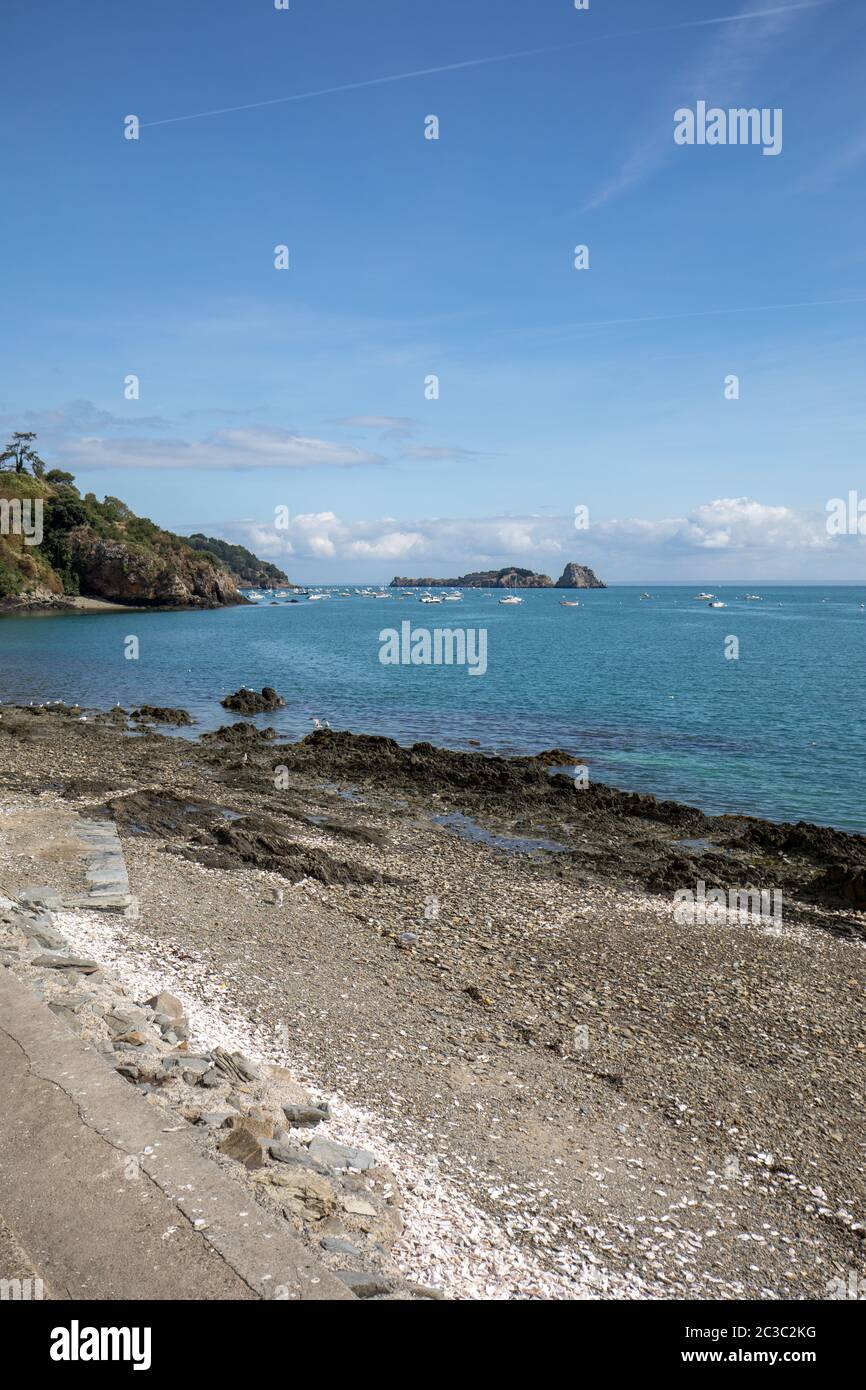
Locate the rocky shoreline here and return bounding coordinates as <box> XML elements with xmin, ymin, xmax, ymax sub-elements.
<box><xmin>1</xmin><ymin>701</ymin><xmax>864</xmax><ymax>1299</ymax></box>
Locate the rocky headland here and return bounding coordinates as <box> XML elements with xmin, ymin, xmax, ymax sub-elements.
<box><xmin>0</xmin><ymin>464</ymin><xmax>246</xmax><ymax>612</ymax></box>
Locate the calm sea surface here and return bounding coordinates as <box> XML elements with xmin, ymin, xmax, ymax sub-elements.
<box><xmin>1</xmin><ymin>585</ymin><xmax>864</xmax><ymax>832</ymax></box>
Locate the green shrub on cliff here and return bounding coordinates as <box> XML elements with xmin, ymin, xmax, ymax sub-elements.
<box><xmin>0</xmin><ymin>435</ymin><xmax>244</xmax><ymax>607</ymax></box>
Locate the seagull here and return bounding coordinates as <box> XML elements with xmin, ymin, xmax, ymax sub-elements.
<box><xmin>311</xmin><ymin>717</ymin><xmax>331</xmax><ymax>729</ymax></box>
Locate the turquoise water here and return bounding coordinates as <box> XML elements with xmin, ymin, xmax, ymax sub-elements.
<box><xmin>1</xmin><ymin>585</ymin><xmax>864</xmax><ymax>831</ymax></box>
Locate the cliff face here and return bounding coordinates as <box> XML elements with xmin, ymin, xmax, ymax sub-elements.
<box><xmin>555</xmin><ymin>563</ymin><xmax>606</xmax><ymax>589</ymax></box>
<box><xmin>391</xmin><ymin>562</ymin><xmax>606</xmax><ymax>589</ymax></box>
<box><xmin>0</xmin><ymin>473</ymin><xmax>246</xmax><ymax>610</ymax></box>
<box><xmin>70</xmin><ymin>536</ymin><xmax>243</xmax><ymax>608</ymax></box>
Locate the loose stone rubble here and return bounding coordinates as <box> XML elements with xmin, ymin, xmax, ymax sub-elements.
<box><xmin>0</xmin><ymin>889</ymin><xmax>432</xmax><ymax>1301</ymax></box>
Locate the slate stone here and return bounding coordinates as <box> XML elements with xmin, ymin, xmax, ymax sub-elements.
<box><xmin>308</xmin><ymin>1138</ymin><xmax>376</xmax><ymax>1171</ymax></box>
<box><xmin>282</xmin><ymin>1103</ymin><xmax>329</xmax><ymax>1128</ymax></box>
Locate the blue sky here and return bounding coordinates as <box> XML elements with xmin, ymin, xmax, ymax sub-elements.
<box><xmin>2</xmin><ymin>0</ymin><xmax>865</xmax><ymax>581</ymax></box>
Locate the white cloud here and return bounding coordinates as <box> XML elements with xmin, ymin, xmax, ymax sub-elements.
<box><xmin>599</xmin><ymin>497</ymin><xmax>830</xmax><ymax>551</ymax></box>
<box><xmin>401</xmin><ymin>445</ymin><xmax>486</xmax><ymax>461</ymax></box>
<box><xmin>57</xmin><ymin>427</ymin><xmax>384</xmax><ymax>471</ymax></box>
<box><xmin>332</xmin><ymin>415</ymin><xmax>416</xmax><ymax>440</ymax></box>
<box><xmin>205</xmin><ymin>496</ymin><xmax>859</xmax><ymax>580</ymax></box>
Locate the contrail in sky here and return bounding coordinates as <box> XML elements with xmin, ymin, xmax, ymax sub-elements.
<box><xmin>141</xmin><ymin>3</ymin><xmax>829</xmax><ymax>128</ymax></box>
<box><xmin>553</xmin><ymin>295</ymin><xmax>866</xmax><ymax>333</ymax></box>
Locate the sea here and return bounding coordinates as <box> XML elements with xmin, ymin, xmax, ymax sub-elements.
<box><xmin>1</xmin><ymin>584</ymin><xmax>864</xmax><ymax>832</ymax></box>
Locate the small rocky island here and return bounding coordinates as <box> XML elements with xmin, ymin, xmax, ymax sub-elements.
<box><xmin>390</xmin><ymin>562</ymin><xmax>605</xmax><ymax>589</ymax></box>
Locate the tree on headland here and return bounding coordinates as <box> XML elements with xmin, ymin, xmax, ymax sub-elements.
<box><xmin>0</xmin><ymin>431</ymin><xmax>47</xmax><ymax>476</ymax></box>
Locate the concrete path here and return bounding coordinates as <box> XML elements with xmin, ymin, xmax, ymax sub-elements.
<box><xmin>0</xmin><ymin>968</ymin><xmax>353</xmax><ymax>1301</ymax></box>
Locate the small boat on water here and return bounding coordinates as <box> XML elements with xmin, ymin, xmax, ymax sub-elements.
<box><xmin>559</xmin><ymin>600</ymin><xmax>580</xmax><ymax>607</ymax></box>
<box><xmin>499</xmin><ymin>595</ymin><xmax>523</xmax><ymax>605</ymax></box>
<box><xmin>743</xmin><ymin>594</ymin><xmax>763</xmax><ymax>601</ymax></box>
<box><xmin>708</xmin><ymin>600</ymin><xmax>726</xmax><ymax>608</ymax></box>
<box><xmin>420</xmin><ymin>594</ymin><xmax>442</xmax><ymax>603</ymax></box>
<box><xmin>640</xmin><ymin>592</ymin><xmax>652</xmax><ymax>600</ymax></box>
<box><xmin>694</xmin><ymin>592</ymin><xmax>714</xmax><ymax>600</ymax></box>
<box><xmin>308</xmin><ymin>592</ymin><xmax>329</xmax><ymax>601</ymax></box>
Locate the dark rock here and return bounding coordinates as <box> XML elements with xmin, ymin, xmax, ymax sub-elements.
<box><xmin>179</xmin><ymin>814</ymin><xmax>394</xmax><ymax>888</ymax></box>
<box><xmin>219</xmin><ymin>1128</ymin><xmax>267</xmax><ymax>1169</ymax></box>
<box><xmin>554</xmin><ymin>562</ymin><xmax>606</xmax><ymax>589</ymax></box>
<box><xmin>282</xmin><ymin>1103</ymin><xmax>329</xmax><ymax>1128</ymax></box>
<box><xmin>130</xmin><ymin>706</ymin><xmax>194</xmax><ymax>726</ymax></box>
<box><xmin>201</xmin><ymin>722</ymin><xmax>277</xmax><ymax>745</ymax></box>
<box><xmin>221</xmin><ymin>686</ymin><xmax>286</xmax><ymax>715</ymax></box>
<box><xmin>225</xmin><ymin>1113</ymin><xmax>274</xmax><ymax>1141</ymax></box>
<box><xmin>812</xmin><ymin>863</ymin><xmax>866</xmax><ymax>909</ymax></box>
<box><xmin>32</xmin><ymin>955</ymin><xmax>99</xmax><ymax>973</ymax></box>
